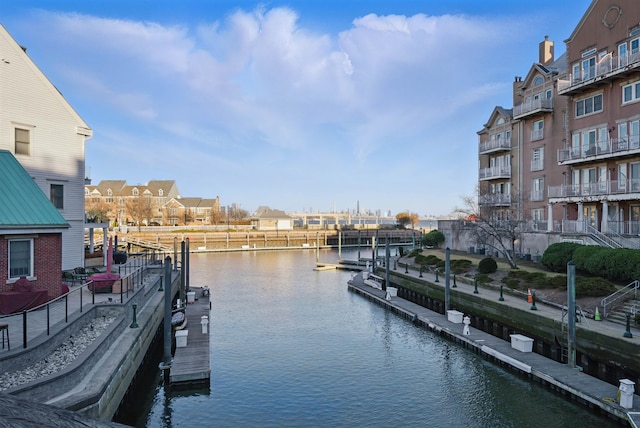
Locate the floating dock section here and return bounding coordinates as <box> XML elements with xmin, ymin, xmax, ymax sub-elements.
<box><xmin>169</xmin><ymin>287</ymin><xmax>211</xmax><ymax>385</ymax></box>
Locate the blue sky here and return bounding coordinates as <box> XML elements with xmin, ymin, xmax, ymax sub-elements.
<box><xmin>3</xmin><ymin>1</ymin><xmax>592</xmax><ymax>217</ymax></box>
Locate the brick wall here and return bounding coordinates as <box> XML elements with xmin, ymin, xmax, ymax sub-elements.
<box><xmin>0</xmin><ymin>233</ymin><xmax>63</xmax><ymax>299</ymax></box>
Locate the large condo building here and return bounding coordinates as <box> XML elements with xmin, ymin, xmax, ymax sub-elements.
<box><xmin>478</xmin><ymin>0</ymin><xmax>640</xmax><ymax>252</ymax></box>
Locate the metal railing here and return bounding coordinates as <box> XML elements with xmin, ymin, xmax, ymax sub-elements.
<box><xmin>557</xmin><ymin>49</ymin><xmax>640</xmax><ymax>93</ymax></box>
<box><xmin>601</xmin><ymin>280</ymin><xmax>640</xmax><ymax>318</ymax></box>
<box><xmin>0</xmin><ymin>252</ymin><xmax>169</xmax><ymax>350</ymax></box>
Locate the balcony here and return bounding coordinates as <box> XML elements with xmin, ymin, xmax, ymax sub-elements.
<box><xmin>557</xmin><ymin>50</ymin><xmax>640</xmax><ymax>95</ymax></box>
<box><xmin>531</xmin><ymin>129</ymin><xmax>544</xmax><ymax>141</ymax></box>
<box><xmin>530</xmin><ymin>158</ymin><xmax>544</xmax><ymax>171</ymax></box>
<box><xmin>513</xmin><ymin>98</ymin><xmax>553</xmax><ymax>119</ymax></box>
<box><xmin>530</xmin><ymin>189</ymin><xmax>544</xmax><ymax>202</ymax></box>
<box><xmin>548</xmin><ymin>179</ymin><xmax>640</xmax><ymax>200</ymax></box>
<box><xmin>478</xmin><ymin>193</ymin><xmax>511</xmax><ymax>206</ymax></box>
<box><xmin>479</xmin><ymin>165</ymin><xmax>511</xmax><ymax>181</ymax></box>
<box><xmin>557</xmin><ymin>136</ymin><xmax>640</xmax><ymax>165</ymax></box>
<box><xmin>479</xmin><ymin>138</ymin><xmax>511</xmax><ymax>154</ymax></box>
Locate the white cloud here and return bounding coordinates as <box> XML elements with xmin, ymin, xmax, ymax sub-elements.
<box><xmin>12</xmin><ymin>6</ymin><xmax>530</xmax><ymax>214</ymax></box>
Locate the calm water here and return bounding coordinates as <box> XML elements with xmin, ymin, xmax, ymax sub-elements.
<box><xmin>123</xmin><ymin>249</ymin><xmax>619</xmax><ymax>428</ymax></box>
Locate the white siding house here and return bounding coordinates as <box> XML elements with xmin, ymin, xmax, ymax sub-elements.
<box><xmin>0</xmin><ymin>24</ymin><xmax>92</xmax><ymax>270</ymax></box>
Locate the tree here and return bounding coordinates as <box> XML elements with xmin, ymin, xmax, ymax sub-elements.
<box><xmin>396</xmin><ymin>212</ymin><xmax>419</xmax><ymax>229</ymax></box>
<box><xmin>210</xmin><ymin>207</ymin><xmax>224</xmax><ymax>226</ymax></box>
<box><xmin>85</xmin><ymin>199</ymin><xmax>112</xmax><ymax>224</ymax></box>
<box><xmin>125</xmin><ymin>196</ymin><xmax>157</xmax><ymax>230</ymax></box>
<box><xmin>454</xmin><ymin>188</ymin><xmax>526</xmax><ymax>269</ymax></box>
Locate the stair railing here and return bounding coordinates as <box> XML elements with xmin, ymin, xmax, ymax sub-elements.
<box><xmin>601</xmin><ymin>280</ymin><xmax>640</xmax><ymax>318</ymax></box>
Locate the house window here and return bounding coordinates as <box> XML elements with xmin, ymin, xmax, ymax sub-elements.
<box><xmin>532</xmin><ymin>120</ymin><xmax>544</xmax><ymax>141</ymax></box>
<box><xmin>15</xmin><ymin>128</ymin><xmax>30</xmax><ymax>156</ymax></box>
<box><xmin>532</xmin><ymin>208</ymin><xmax>544</xmax><ymax>222</ymax></box>
<box><xmin>576</xmin><ymin>94</ymin><xmax>603</xmax><ymax>117</ymax></box>
<box><xmin>533</xmin><ymin>76</ymin><xmax>543</xmax><ymax>86</ymax></box>
<box><xmin>50</xmin><ymin>184</ymin><xmax>64</xmax><ymax>209</ymax></box>
<box><xmin>158</xmin><ymin>189</ymin><xmax>164</xmax><ymax>197</ymax></box>
<box><xmin>531</xmin><ymin>147</ymin><xmax>544</xmax><ymax>171</ymax></box>
<box><xmin>132</xmin><ymin>188</ymin><xmax>139</xmax><ymax>196</ymax></box>
<box><xmin>622</xmin><ymin>82</ymin><xmax>640</xmax><ymax>104</ymax></box>
<box><xmin>531</xmin><ymin>178</ymin><xmax>544</xmax><ymax>201</ymax></box>
<box><xmin>9</xmin><ymin>239</ymin><xmax>33</xmax><ymax>278</ymax></box>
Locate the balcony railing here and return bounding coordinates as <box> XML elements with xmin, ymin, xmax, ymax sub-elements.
<box><xmin>479</xmin><ymin>138</ymin><xmax>511</xmax><ymax>154</ymax></box>
<box><xmin>548</xmin><ymin>179</ymin><xmax>640</xmax><ymax>198</ymax></box>
<box><xmin>513</xmin><ymin>98</ymin><xmax>553</xmax><ymax>119</ymax></box>
<box><xmin>478</xmin><ymin>193</ymin><xmax>511</xmax><ymax>206</ymax></box>
<box><xmin>479</xmin><ymin>166</ymin><xmax>511</xmax><ymax>180</ymax></box>
<box><xmin>558</xmin><ymin>49</ymin><xmax>640</xmax><ymax>94</ymax></box>
<box><xmin>530</xmin><ymin>189</ymin><xmax>544</xmax><ymax>202</ymax></box>
<box><xmin>530</xmin><ymin>158</ymin><xmax>544</xmax><ymax>171</ymax></box>
<box><xmin>531</xmin><ymin>129</ymin><xmax>544</xmax><ymax>141</ymax></box>
<box><xmin>557</xmin><ymin>135</ymin><xmax>640</xmax><ymax>164</ymax></box>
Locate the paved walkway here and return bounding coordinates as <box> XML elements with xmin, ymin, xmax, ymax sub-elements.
<box><xmin>349</xmin><ymin>260</ymin><xmax>640</xmax><ymax>427</ymax></box>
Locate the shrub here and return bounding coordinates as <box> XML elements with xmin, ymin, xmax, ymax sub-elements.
<box><xmin>408</xmin><ymin>249</ymin><xmax>422</xmax><ymax>258</ymax></box>
<box><xmin>475</xmin><ymin>273</ymin><xmax>492</xmax><ymax>284</ymax></box>
<box><xmin>422</xmin><ymin>230</ymin><xmax>445</xmax><ymax>248</ymax></box>
<box><xmin>501</xmin><ymin>277</ymin><xmax>520</xmax><ymax>288</ymax></box>
<box><xmin>478</xmin><ymin>257</ymin><xmax>498</xmax><ymax>274</ymax></box>
<box><xmin>575</xmin><ymin>277</ymin><xmax>616</xmax><ymax>298</ymax></box>
<box><xmin>450</xmin><ymin>259</ymin><xmax>473</xmax><ymax>274</ymax></box>
<box><xmin>541</xmin><ymin>242</ymin><xmax>582</xmax><ymax>272</ymax></box>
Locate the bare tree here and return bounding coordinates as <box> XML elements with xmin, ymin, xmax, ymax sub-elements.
<box><xmin>454</xmin><ymin>189</ymin><xmax>526</xmax><ymax>269</ymax></box>
<box><xmin>85</xmin><ymin>199</ymin><xmax>112</xmax><ymax>224</ymax></box>
<box><xmin>210</xmin><ymin>207</ymin><xmax>223</xmax><ymax>226</ymax></box>
<box><xmin>125</xmin><ymin>196</ymin><xmax>157</xmax><ymax>230</ymax></box>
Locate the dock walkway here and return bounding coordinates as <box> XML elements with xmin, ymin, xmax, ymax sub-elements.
<box><xmin>348</xmin><ymin>270</ymin><xmax>640</xmax><ymax>427</ymax></box>
<box><xmin>169</xmin><ymin>287</ymin><xmax>211</xmax><ymax>385</ymax></box>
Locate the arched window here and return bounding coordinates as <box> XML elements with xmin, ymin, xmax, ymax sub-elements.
<box><xmin>107</xmin><ymin>189</ymin><xmax>113</xmax><ymax>196</ymax></box>
<box><xmin>534</xmin><ymin>76</ymin><xmax>544</xmax><ymax>86</ymax></box>
<box><xmin>133</xmin><ymin>188</ymin><xmax>139</xmax><ymax>196</ymax></box>
<box><xmin>159</xmin><ymin>189</ymin><xmax>164</xmax><ymax>197</ymax></box>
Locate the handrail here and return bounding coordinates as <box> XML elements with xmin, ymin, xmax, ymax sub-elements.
<box><xmin>0</xmin><ymin>252</ymin><xmax>166</xmax><ymax>350</ymax></box>
<box><xmin>585</xmin><ymin>224</ymin><xmax>621</xmax><ymax>249</ymax></box>
<box><xmin>601</xmin><ymin>280</ymin><xmax>640</xmax><ymax>318</ymax></box>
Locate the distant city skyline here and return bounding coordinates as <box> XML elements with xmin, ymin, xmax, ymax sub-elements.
<box><xmin>4</xmin><ymin>1</ymin><xmax>591</xmax><ymax>216</ymax></box>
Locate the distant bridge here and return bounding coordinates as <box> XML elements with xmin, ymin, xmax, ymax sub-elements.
<box><xmin>287</xmin><ymin>212</ymin><xmax>396</xmax><ymax>226</ymax></box>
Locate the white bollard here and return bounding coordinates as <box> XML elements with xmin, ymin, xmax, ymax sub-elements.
<box><xmin>619</xmin><ymin>379</ymin><xmax>635</xmax><ymax>409</ymax></box>
<box><xmin>201</xmin><ymin>315</ymin><xmax>209</xmax><ymax>334</ymax></box>
<box><xmin>463</xmin><ymin>315</ymin><xmax>471</xmax><ymax>335</ymax></box>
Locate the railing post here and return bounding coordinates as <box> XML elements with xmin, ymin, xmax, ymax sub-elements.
<box><xmin>22</xmin><ymin>311</ymin><xmax>27</xmax><ymax>349</ymax></box>
<box><xmin>80</xmin><ymin>285</ymin><xmax>83</xmax><ymax>312</ymax></box>
<box><xmin>65</xmin><ymin>294</ymin><xmax>68</xmax><ymax>323</ymax></box>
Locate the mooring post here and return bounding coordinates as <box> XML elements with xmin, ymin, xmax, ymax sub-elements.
<box><xmin>444</xmin><ymin>247</ymin><xmax>450</xmax><ymax>311</ymax></box>
<box><xmin>159</xmin><ymin>256</ymin><xmax>173</xmax><ymax>380</ymax></box>
<box><xmin>567</xmin><ymin>262</ymin><xmax>576</xmax><ymax>367</ymax></box>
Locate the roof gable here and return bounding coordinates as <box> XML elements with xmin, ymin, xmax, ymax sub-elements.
<box><xmin>0</xmin><ymin>150</ymin><xmax>69</xmax><ymax>229</ymax></box>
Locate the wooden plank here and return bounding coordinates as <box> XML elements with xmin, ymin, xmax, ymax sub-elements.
<box><xmin>170</xmin><ymin>287</ymin><xmax>211</xmax><ymax>385</ymax></box>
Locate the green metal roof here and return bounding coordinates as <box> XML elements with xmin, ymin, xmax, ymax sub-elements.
<box><xmin>0</xmin><ymin>150</ymin><xmax>69</xmax><ymax>229</ymax></box>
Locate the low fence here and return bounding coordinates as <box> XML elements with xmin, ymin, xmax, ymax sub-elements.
<box><xmin>0</xmin><ymin>252</ymin><xmax>172</xmax><ymax>351</ymax></box>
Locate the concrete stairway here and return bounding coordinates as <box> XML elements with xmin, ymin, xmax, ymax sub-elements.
<box><xmin>605</xmin><ymin>298</ymin><xmax>640</xmax><ymax>326</ymax></box>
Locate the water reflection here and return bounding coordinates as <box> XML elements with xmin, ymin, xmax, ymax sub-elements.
<box><xmin>121</xmin><ymin>249</ymin><xmax>618</xmax><ymax>428</ymax></box>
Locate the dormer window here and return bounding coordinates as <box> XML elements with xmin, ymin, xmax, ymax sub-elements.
<box><xmin>132</xmin><ymin>188</ymin><xmax>139</xmax><ymax>196</ymax></box>
<box><xmin>107</xmin><ymin>189</ymin><xmax>113</xmax><ymax>196</ymax></box>
<box><xmin>159</xmin><ymin>189</ymin><xmax>164</xmax><ymax>197</ymax></box>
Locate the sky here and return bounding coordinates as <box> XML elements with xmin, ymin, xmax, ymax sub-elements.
<box><xmin>2</xmin><ymin>0</ymin><xmax>593</xmax><ymax>217</ymax></box>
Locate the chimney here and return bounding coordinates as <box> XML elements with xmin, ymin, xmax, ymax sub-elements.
<box><xmin>539</xmin><ymin>35</ymin><xmax>554</xmax><ymax>66</ymax></box>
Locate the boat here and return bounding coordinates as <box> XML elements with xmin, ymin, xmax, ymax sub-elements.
<box><xmin>363</xmin><ymin>272</ymin><xmax>384</xmax><ymax>290</ymax></box>
<box><xmin>171</xmin><ymin>308</ymin><xmax>188</xmax><ymax>331</ymax></box>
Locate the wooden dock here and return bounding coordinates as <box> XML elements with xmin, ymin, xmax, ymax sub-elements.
<box><xmin>169</xmin><ymin>287</ymin><xmax>211</xmax><ymax>385</ymax></box>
